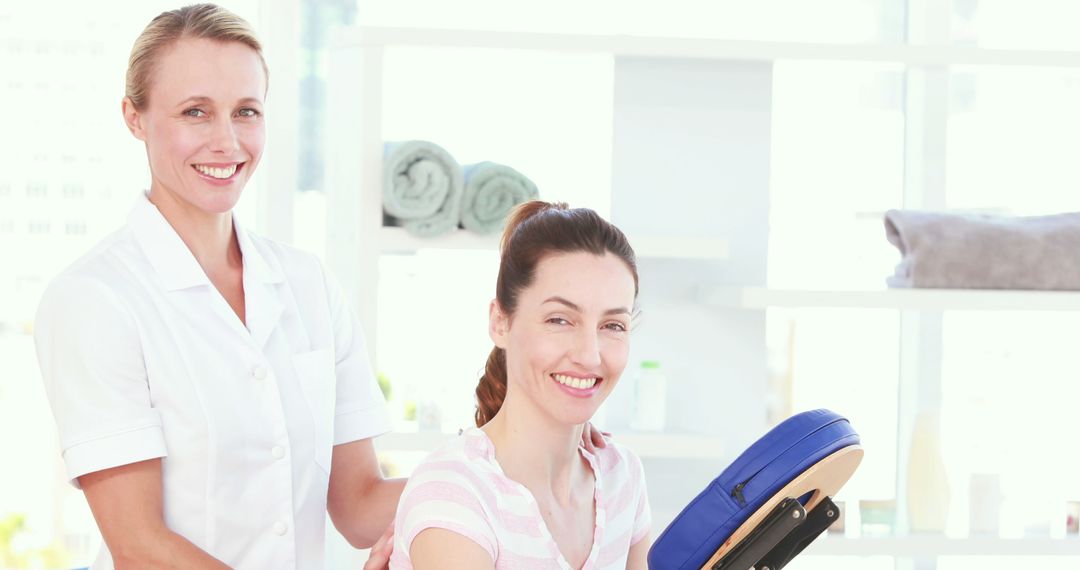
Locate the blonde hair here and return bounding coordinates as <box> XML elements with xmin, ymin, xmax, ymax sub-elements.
<box><xmin>125</xmin><ymin>3</ymin><xmax>267</xmax><ymax>110</ymax></box>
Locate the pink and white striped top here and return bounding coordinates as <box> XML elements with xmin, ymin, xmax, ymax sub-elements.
<box><xmin>390</xmin><ymin>427</ymin><xmax>650</xmax><ymax>570</ymax></box>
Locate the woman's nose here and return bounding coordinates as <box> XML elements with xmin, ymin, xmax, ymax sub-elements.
<box><xmin>570</xmin><ymin>328</ymin><xmax>602</xmax><ymax>368</ymax></box>
<box><xmin>208</xmin><ymin>117</ymin><xmax>239</xmax><ymax>154</ymax></box>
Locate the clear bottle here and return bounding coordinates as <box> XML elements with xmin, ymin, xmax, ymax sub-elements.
<box><xmin>632</xmin><ymin>360</ymin><xmax>667</xmax><ymax>431</ymax></box>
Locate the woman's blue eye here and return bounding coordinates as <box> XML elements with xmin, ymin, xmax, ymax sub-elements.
<box><xmin>183</xmin><ymin>108</ymin><xmax>206</xmax><ymax>118</ymax></box>
<box><xmin>238</xmin><ymin>108</ymin><xmax>261</xmax><ymax>118</ymax></box>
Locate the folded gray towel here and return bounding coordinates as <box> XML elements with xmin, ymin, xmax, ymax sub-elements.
<box><xmin>884</xmin><ymin>209</ymin><xmax>1080</xmax><ymax>290</ymax></box>
<box><xmin>461</xmin><ymin>162</ymin><xmax>539</xmax><ymax>234</ymax></box>
<box><xmin>383</xmin><ymin>141</ymin><xmax>464</xmax><ymax>237</ymax></box>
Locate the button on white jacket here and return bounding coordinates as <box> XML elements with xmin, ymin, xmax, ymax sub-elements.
<box><xmin>34</xmin><ymin>192</ymin><xmax>391</xmax><ymax>569</ymax></box>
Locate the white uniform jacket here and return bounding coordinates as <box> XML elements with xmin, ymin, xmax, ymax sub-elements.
<box><xmin>35</xmin><ymin>192</ymin><xmax>391</xmax><ymax>569</ymax></box>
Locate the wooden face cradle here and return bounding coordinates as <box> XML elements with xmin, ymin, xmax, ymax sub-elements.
<box><xmin>701</xmin><ymin>444</ymin><xmax>865</xmax><ymax>570</ymax></box>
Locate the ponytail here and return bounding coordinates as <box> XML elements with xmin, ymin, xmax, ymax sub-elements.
<box><xmin>474</xmin><ymin>347</ymin><xmax>508</xmax><ymax>426</ymax></box>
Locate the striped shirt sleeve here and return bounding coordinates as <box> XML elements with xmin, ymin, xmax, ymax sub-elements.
<box><xmin>396</xmin><ymin>464</ymin><xmax>499</xmax><ymax>563</ymax></box>
<box><xmin>630</xmin><ymin>452</ymin><xmax>652</xmax><ymax>545</ymax></box>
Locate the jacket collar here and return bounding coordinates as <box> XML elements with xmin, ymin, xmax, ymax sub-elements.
<box><xmin>127</xmin><ymin>191</ymin><xmax>284</xmax><ymax>291</ymax></box>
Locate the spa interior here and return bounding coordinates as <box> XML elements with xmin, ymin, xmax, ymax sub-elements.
<box><xmin>4</xmin><ymin>1</ymin><xmax>1080</xmax><ymax>569</ymax></box>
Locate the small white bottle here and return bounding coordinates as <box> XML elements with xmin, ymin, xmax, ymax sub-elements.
<box><xmin>632</xmin><ymin>360</ymin><xmax>667</xmax><ymax>431</ymax></box>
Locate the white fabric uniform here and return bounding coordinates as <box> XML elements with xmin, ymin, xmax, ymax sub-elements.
<box><xmin>34</xmin><ymin>192</ymin><xmax>392</xmax><ymax>569</ymax></box>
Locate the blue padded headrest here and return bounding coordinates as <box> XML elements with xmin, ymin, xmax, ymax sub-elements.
<box><xmin>648</xmin><ymin>409</ymin><xmax>860</xmax><ymax>570</ymax></box>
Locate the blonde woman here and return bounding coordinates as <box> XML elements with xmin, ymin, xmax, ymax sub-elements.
<box><xmin>391</xmin><ymin>202</ymin><xmax>651</xmax><ymax>570</ymax></box>
<box><xmin>34</xmin><ymin>5</ymin><xmax>401</xmax><ymax>568</ymax></box>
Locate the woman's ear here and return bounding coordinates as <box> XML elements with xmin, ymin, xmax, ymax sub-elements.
<box><xmin>488</xmin><ymin>300</ymin><xmax>509</xmax><ymax>349</ymax></box>
<box><xmin>121</xmin><ymin>96</ymin><xmax>147</xmax><ymax>141</ymax></box>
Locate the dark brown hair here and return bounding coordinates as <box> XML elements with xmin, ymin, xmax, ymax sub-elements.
<box><xmin>474</xmin><ymin>201</ymin><xmax>639</xmax><ymax>426</ymax></box>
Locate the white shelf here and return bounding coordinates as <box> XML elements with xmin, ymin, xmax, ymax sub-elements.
<box><xmin>630</xmin><ymin>235</ymin><xmax>729</xmax><ymax>260</ymax></box>
<box><xmin>339</xmin><ymin>26</ymin><xmax>1080</xmax><ymax>68</ymax></box>
<box><xmin>804</xmin><ymin>535</ymin><xmax>1080</xmax><ymax>557</ymax></box>
<box><xmin>378</xmin><ymin>226</ymin><xmax>729</xmax><ymax>260</ymax></box>
<box><xmin>704</xmin><ymin>287</ymin><xmax>1080</xmax><ymax>312</ymax></box>
<box><xmin>375</xmin><ymin>430</ymin><xmax>724</xmax><ymax>460</ymax></box>
<box><xmin>378</xmin><ymin>226</ymin><xmax>499</xmax><ymax>252</ymax></box>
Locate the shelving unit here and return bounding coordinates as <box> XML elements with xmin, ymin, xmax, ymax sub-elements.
<box><xmin>341</xmin><ymin>26</ymin><xmax>1080</xmax><ymax>68</ymax></box>
<box><xmin>805</xmin><ymin>536</ymin><xmax>1080</xmax><ymax>557</ymax></box>
<box><xmin>323</xmin><ymin>8</ymin><xmax>1080</xmax><ymax>567</ymax></box>
<box><xmin>704</xmin><ymin>287</ymin><xmax>1080</xmax><ymax>312</ymax></box>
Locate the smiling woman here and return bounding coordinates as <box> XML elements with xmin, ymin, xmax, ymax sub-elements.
<box><xmin>390</xmin><ymin>201</ymin><xmax>651</xmax><ymax>570</ymax></box>
<box><xmin>32</xmin><ymin>4</ymin><xmax>404</xmax><ymax>570</ymax></box>
<box><xmin>122</xmin><ymin>37</ymin><xmax>266</xmax><ymax>221</ymax></box>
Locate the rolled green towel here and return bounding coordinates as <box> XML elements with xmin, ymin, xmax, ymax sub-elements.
<box><xmin>383</xmin><ymin>141</ymin><xmax>464</xmax><ymax>237</ymax></box>
<box><xmin>460</xmin><ymin>162</ymin><xmax>540</xmax><ymax>234</ymax></box>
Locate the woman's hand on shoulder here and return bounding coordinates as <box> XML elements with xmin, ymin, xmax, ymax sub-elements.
<box><xmin>361</xmin><ymin>522</ymin><xmax>394</xmax><ymax>570</ymax></box>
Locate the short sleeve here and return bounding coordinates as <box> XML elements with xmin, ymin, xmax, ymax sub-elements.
<box><xmin>34</xmin><ymin>275</ymin><xmax>166</xmax><ymax>488</ymax></box>
<box><xmin>321</xmin><ymin>264</ymin><xmax>392</xmax><ymax>445</ymax></box>
<box><xmin>630</xmin><ymin>452</ymin><xmax>652</xmax><ymax>545</ymax></box>
<box><xmin>393</xmin><ymin>470</ymin><xmax>499</xmax><ymax>564</ymax></box>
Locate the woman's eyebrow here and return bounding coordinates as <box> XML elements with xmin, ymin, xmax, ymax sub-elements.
<box><xmin>543</xmin><ymin>296</ymin><xmax>580</xmax><ymax>311</ymax></box>
<box><xmin>174</xmin><ymin>96</ymin><xmax>263</xmax><ymax>107</ymax></box>
<box><xmin>543</xmin><ymin>296</ymin><xmax>630</xmax><ymax>316</ymax></box>
<box><xmin>175</xmin><ymin>95</ymin><xmax>212</xmax><ymax>107</ymax></box>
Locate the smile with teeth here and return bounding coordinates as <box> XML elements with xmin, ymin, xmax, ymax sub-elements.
<box><xmin>193</xmin><ymin>163</ymin><xmax>240</xmax><ymax>179</ymax></box>
<box><xmin>553</xmin><ymin>374</ymin><xmax>600</xmax><ymax>390</ymax></box>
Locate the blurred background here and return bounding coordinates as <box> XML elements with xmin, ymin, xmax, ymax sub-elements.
<box><xmin>4</xmin><ymin>1</ymin><xmax>1080</xmax><ymax>568</ymax></box>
